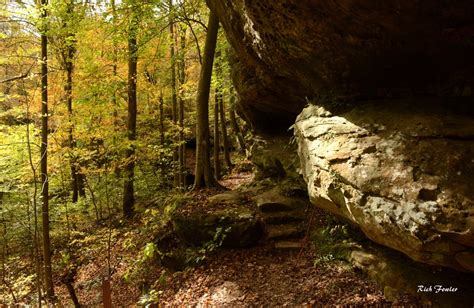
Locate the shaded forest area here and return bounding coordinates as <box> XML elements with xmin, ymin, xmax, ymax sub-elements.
<box><xmin>1</xmin><ymin>0</ymin><xmax>473</xmax><ymax>306</ymax></box>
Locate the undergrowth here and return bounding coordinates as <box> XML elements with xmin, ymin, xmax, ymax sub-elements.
<box><xmin>312</xmin><ymin>215</ymin><xmax>364</xmax><ymax>266</ymax></box>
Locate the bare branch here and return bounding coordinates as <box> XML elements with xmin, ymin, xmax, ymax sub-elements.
<box><xmin>0</xmin><ymin>64</ymin><xmax>34</xmax><ymax>84</ymax></box>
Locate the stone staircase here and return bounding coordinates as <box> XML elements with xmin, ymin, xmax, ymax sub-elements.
<box><xmin>253</xmin><ymin>186</ymin><xmax>311</xmax><ymax>249</ymax></box>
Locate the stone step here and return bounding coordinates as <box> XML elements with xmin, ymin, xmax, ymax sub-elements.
<box><xmin>274</xmin><ymin>240</ymin><xmax>304</xmax><ymax>249</ymax></box>
<box><xmin>208</xmin><ymin>191</ymin><xmax>244</xmax><ymax>205</ymax></box>
<box><xmin>253</xmin><ymin>187</ymin><xmax>309</xmax><ymax>213</ymax></box>
<box><xmin>258</xmin><ymin>202</ymin><xmax>295</xmax><ymax>212</ymax></box>
<box><xmin>266</xmin><ymin>223</ymin><xmax>304</xmax><ymax>240</ymax></box>
<box><xmin>260</xmin><ymin>211</ymin><xmax>306</xmax><ymax>225</ymax></box>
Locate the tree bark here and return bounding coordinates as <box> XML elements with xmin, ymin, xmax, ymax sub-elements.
<box><xmin>39</xmin><ymin>0</ymin><xmax>55</xmax><ymax>300</ymax></box>
<box><xmin>63</xmin><ymin>270</ymin><xmax>81</xmax><ymax>308</ymax></box>
<box><xmin>159</xmin><ymin>92</ymin><xmax>165</xmax><ymax>146</ymax></box>
<box><xmin>25</xmin><ymin>96</ymin><xmax>43</xmax><ymax>305</ymax></box>
<box><xmin>111</xmin><ymin>0</ymin><xmax>118</xmax><ymax>103</ymax></box>
<box><xmin>229</xmin><ymin>97</ymin><xmax>246</xmax><ymax>153</ymax></box>
<box><xmin>213</xmin><ymin>92</ymin><xmax>221</xmax><ymax>180</ymax></box>
<box><xmin>63</xmin><ymin>0</ymin><xmax>85</xmax><ymax>202</ymax></box>
<box><xmin>219</xmin><ymin>95</ymin><xmax>232</xmax><ymax>170</ymax></box>
<box><xmin>65</xmin><ymin>281</ymin><xmax>81</xmax><ymax>308</ymax></box>
<box><xmin>194</xmin><ymin>9</ymin><xmax>220</xmax><ymax>189</ymax></box>
<box><xmin>102</xmin><ymin>277</ymin><xmax>112</xmax><ymax>308</ymax></box>
<box><xmin>178</xmin><ymin>26</ymin><xmax>186</xmax><ymax>187</ymax></box>
<box><xmin>66</xmin><ymin>56</ymin><xmax>80</xmax><ymax>203</ymax></box>
<box><xmin>111</xmin><ymin>0</ymin><xmax>121</xmax><ymax>178</ymax></box>
<box><xmin>169</xmin><ymin>0</ymin><xmax>179</xmax><ymax>188</ymax></box>
<box><xmin>122</xmin><ymin>10</ymin><xmax>138</xmax><ymax>218</ymax></box>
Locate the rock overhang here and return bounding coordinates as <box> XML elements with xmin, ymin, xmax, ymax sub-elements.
<box><xmin>208</xmin><ymin>0</ymin><xmax>474</xmax><ymax>132</ymax></box>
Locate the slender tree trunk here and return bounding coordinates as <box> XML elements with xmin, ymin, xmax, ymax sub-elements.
<box><xmin>219</xmin><ymin>94</ymin><xmax>232</xmax><ymax>171</ymax></box>
<box><xmin>181</xmin><ymin>4</ymin><xmax>202</xmax><ymax>64</ymax></box>
<box><xmin>213</xmin><ymin>92</ymin><xmax>221</xmax><ymax>180</ymax></box>
<box><xmin>194</xmin><ymin>9</ymin><xmax>220</xmax><ymax>189</ymax></box>
<box><xmin>102</xmin><ymin>277</ymin><xmax>112</xmax><ymax>308</ymax></box>
<box><xmin>111</xmin><ymin>0</ymin><xmax>118</xmax><ymax>104</ymax></box>
<box><xmin>60</xmin><ymin>0</ymin><xmax>86</xmax><ymax>203</ymax></box>
<box><xmin>159</xmin><ymin>92</ymin><xmax>165</xmax><ymax>146</ymax></box>
<box><xmin>39</xmin><ymin>0</ymin><xmax>55</xmax><ymax>300</ymax></box>
<box><xmin>1</xmin><ymin>203</ymin><xmax>18</xmax><ymax>304</ymax></box>
<box><xmin>64</xmin><ymin>0</ymin><xmax>77</xmax><ymax>202</ymax></box>
<box><xmin>123</xmin><ymin>11</ymin><xmax>138</xmax><ymax>218</ymax></box>
<box><xmin>229</xmin><ymin>100</ymin><xmax>246</xmax><ymax>153</ymax></box>
<box><xmin>63</xmin><ymin>273</ymin><xmax>81</xmax><ymax>308</ymax></box>
<box><xmin>25</xmin><ymin>88</ymin><xmax>43</xmax><ymax>305</ymax></box>
<box><xmin>158</xmin><ymin>92</ymin><xmax>166</xmax><ymax>181</ymax></box>
<box><xmin>169</xmin><ymin>0</ymin><xmax>179</xmax><ymax>187</ymax></box>
<box><xmin>103</xmin><ymin>171</ymin><xmax>113</xmax><ymax>308</ymax></box>
<box><xmin>178</xmin><ymin>26</ymin><xmax>186</xmax><ymax>188</ymax></box>
<box><xmin>64</xmin><ymin>30</ymin><xmax>82</xmax><ymax>203</ymax></box>
<box><xmin>111</xmin><ymin>0</ymin><xmax>121</xmax><ymax>178</ymax></box>
<box><xmin>2</xmin><ymin>65</ymin><xmax>9</xmax><ymax>95</ymax></box>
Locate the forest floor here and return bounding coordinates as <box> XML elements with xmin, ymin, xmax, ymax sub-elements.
<box><xmin>57</xmin><ymin>232</ymin><xmax>422</xmax><ymax>307</ymax></box>
<box><xmin>156</xmin><ymin>244</ymin><xmax>421</xmax><ymax>307</ymax></box>
<box><xmin>54</xmin><ymin>169</ymin><xmax>422</xmax><ymax>307</ymax></box>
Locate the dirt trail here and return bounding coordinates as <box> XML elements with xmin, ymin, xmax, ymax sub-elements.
<box><xmin>157</xmin><ymin>170</ymin><xmax>421</xmax><ymax>306</ymax></box>
<box><xmin>158</xmin><ymin>244</ymin><xmax>420</xmax><ymax>306</ymax></box>
<box><xmin>56</xmin><ymin>171</ymin><xmax>422</xmax><ymax>306</ymax></box>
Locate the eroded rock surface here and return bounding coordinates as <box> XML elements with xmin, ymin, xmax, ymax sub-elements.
<box><xmin>172</xmin><ymin>200</ymin><xmax>263</xmax><ymax>248</ymax></box>
<box><xmin>294</xmin><ymin>99</ymin><xmax>474</xmax><ymax>272</ymax></box>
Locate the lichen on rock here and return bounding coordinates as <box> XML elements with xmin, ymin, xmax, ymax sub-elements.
<box><xmin>294</xmin><ymin>99</ymin><xmax>474</xmax><ymax>272</ymax></box>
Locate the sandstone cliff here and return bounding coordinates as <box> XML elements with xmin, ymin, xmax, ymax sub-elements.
<box><xmin>209</xmin><ymin>0</ymin><xmax>473</xmax><ymax>132</ymax></box>
<box><xmin>210</xmin><ymin>0</ymin><xmax>474</xmax><ymax>272</ymax></box>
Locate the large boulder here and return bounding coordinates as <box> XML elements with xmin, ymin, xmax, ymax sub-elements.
<box><xmin>208</xmin><ymin>0</ymin><xmax>474</xmax><ymax>132</ymax></box>
<box><xmin>294</xmin><ymin>99</ymin><xmax>474</xmax><ymax>272</ymax></box>
<box><xmin>172</xmin><ymin>193</ymin><xmax>263</xmax><ymax>248</ymax></box>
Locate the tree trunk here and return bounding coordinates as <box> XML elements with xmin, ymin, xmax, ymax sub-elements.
<box><xmin>25</xmin><ymin>99</ymin><xmax>43</xmax><ymax>305</ymax></box>
<box><xmin>229</xmin><ymin>98</ymin><xmax>246</xmax><ymax>153</ymax></box>
<box><xmin>63</xmin><ymin>1</ymin><xmax>86</xmax><ymax>202</ymax></box>
<box><xmin>39</xmin><ymin>0</ymin><xmax>55</xmax><ymax>300</ymax></box>
<box><xmin>169</xmin><ymin>0</ymin><xmax>179</xmax><ymax>188</ymax></box>
<box><xmin>102</xmin><ymin>277</ymin><xmax>112</xmax><ymax>308</ymax></box>
<box><xmin>65</xmin><ymin>281</ymin><xmax>81</xmax><ymax>308</ymax></box>
<box><xmin>1</xmin><ymin>193</ymin><xmax>18</xmax><ymax>304</ymax></box>
<box><xmin>213</xmin><ymin>92</ymin><xmax>221</xmax><ymax>180</ymax></box>
<box><xmin>194</xmin><ymin>9</ymin><xmax>220</xmax><ymax>189</ymax></box>
<box><xmin>159</xmin><ymin>92</ymin><xmax>165</xmax><ymax>146</ymax></box>
<box><xmin>66</xmin><ymin>58</ymin><xmax>80</xmax><ymax>203</ymax></box>
<box><xmin>111</xmin><ymin>0</ymin><xmax>118</xmax><ymax>105</ymax></box>
<box><xmin>111</xmin><ymin>0</ymin><xmax>120</xmax><ymax>178</ymax></box>
<box><xmin>122</xmin><ymin>11</ymin><xmax>138</xmax><ymax>218</ymax></box>
<box><xmin>219</xmin><ymin>95</ymin><xmax>232</xmax><ymax>171</ymax></box>
<box><xmin>178</xmin><ymin>26</ymin><xmax>186</xmax><ymax>188</ymax></box>
<box><xmin>158</xmin><ymin>92</ymin><xmax>166</xmax><ymax>181</ymax></box>
<box><xmin>63</xmin><ymin>270</ymin><xmax>81</xmax><ymax>308</ymax></box>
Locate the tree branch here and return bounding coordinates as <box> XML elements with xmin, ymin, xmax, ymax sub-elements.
<box><xmin>0</xmin><ymin>65</ymin><xmax>34</xmax><ymax>84</ymax></box>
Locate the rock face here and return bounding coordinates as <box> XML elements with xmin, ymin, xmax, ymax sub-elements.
<box><xmin>294</xmin><ymin>99</ymin><xmax>474</xmax><ymax>272</ymax></box>
<box><xmin>210</xmin><ymin>0</ymin><xmax>474</xmax><ymax>272</ymax></box>
<box><xmin>172</xmin><ymin>194</ymin><xmax>263</xmax><ymax>248</ymax></box>
<box><xmin>208</xmin><ymin>0</ymin><xmax>474</xmax><ymax>132</ymax></box>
